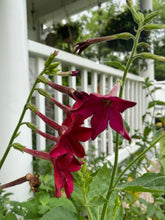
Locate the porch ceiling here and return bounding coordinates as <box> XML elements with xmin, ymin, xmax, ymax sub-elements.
<box><xmin>28</xmin><ymin>0</ymin><xmax>109</xmax><ymax>23</ymax></box>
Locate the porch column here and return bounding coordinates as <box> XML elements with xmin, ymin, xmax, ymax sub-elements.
<box><xmin>139</xmin><ymin>0</ymin><xmax>154</xmax><ymax>80</ymax></box>
<box><xmin>0</xmin><ymin>0</ymin><xmax>33</xmax><ymax>201</ymax></box>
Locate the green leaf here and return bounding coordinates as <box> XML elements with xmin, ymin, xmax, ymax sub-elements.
<box><xmin>117</xmin><ymin>173</ymin><xmax>165</xmax><ymax>193</ymax></box>
<box><xmin>88</xmin><ymin>195</ymin><xmax>107</xmax><ymax>206</ymax></box>
<box><xmin>155</xmin><ymin>100</ymin><xmax>165</xmax><ymax>106</ymax></box>
<box><xmin>40</xmin><ymin>206</ymin><xmax>77</xmax><ymax>220</ymax></box>
<box><xmin>156</xmin><ymin>197</ymin><xmax>165</xmax><ymax>205</ymax></box>
<box><xmin>48</xmin><ymin>197</ymin><xmax>77</xmax><ymax>214</ymax></box>
<box><xmin>87</xmin><ymin>164</ymin><xmax>111</xmax><ymax>200</ymax></box>
<box><xmin>70</xmin><ymin>183</ymin><xmax>84</xmax><ymax>208</ymax></box>
<box><xmin>148</xmin><ymin>100</ymin><xmax>165</xmax><ymax>109</ymax></box>
<box><xmin>147</xmin><ymin>203</ymin><xmax>156</xmax><ymax>217</ymax></box>
<box><xmin>106</xmin><ymin>61</ymin><xmax>126</xmax><ymax>70</ymax></box>
<box><xmin>15</xmin><ymin>131</ymin><xmax>21</xmax><ymax>138</ymax></box>
<box><xmin>155</xmin><ymin>209</ymin><xmax>165</xmax><ymax>220</ymax></box>
<box><xmin>143</xmin><ymin>126</ymin><xmax>151</xmax><ymax>140</ymax></box>
<box><xmin>39</xmin><ymin>193</ymin><xmax>50</xmax><ymax>205</ymax></box>
<box><xmin>3</xmin><ymin>212</ymin><xmax>17</xmax><ymax>220</ymax></box>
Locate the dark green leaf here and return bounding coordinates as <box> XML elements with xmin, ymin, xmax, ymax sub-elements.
<box><xmin>15</xmin><ymin>132</ymin><xmax>21</xmax><ymax>138</ymax></box>
<box><xmin>39</xmin><ymin>193</ymin><xmax>50</xmax><ymax>205</ymax></box>
<box><xmin>106</xmin><ymin>61</ymin><xmax>126</xmax><ymax>70</ymax></box>
<box><xmin>87</xmin><ymin>164</ymin><xmax>111</xmax><ymax>200</ymax></box>
<box><xmin>88</xmin><ymin>195</ymin><xmax>107</xmax><ymax>206</ymax></box>
<box><xmin>3</xmin><ymin>212</ymin><xmax>17</xmax><ymax>220</ymax></box>
<box><xmin>40</xmin><ymin>206</ymin><xmax>77</xmax><ymax>220</ymax></box>
<box><xmin>143</xmin><ymin>126</ymin><xmax>151</xmax><ymax>139</ymax></box>
<box><xmin>155</xmin><ymin>100</ymin><xmax>165</xmax><ymax>106</ymax></box>
<box><xmin>148</xmin><ymin>100</ymin><xmax>165</xmax><ymax>109</ymax></box>
<box><xmin>147</xmin><ymin>203</ymin><xmax>156</xmax><ymax>217</ymax></box>
<box><xmin>48</xmin><ymin>197</ymin><xmax>77</xmax><ymax>214</ymax></box>
<box><xmin>117</xmin><ymin>173</ymin><xmax>165</xmax><ymax>193</ymax></box>
<box><xmin>155</xmin><ymin>209</ymin><xmax>165</xmax><ymax>220</ymax></box>
<box><xmin>156</xmin><ymin>197</ymin><xmax>165</xmax><ymax>205</ymax></box>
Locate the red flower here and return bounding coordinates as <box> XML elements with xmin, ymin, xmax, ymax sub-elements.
<box><xmin>29</xmin><ymin>105</ymin><xmax>91</xmax><ymax>158</ymax></box>
<box><xmin>49</xmin><ymin>115</ymin><xmax>91</xmax><ymax>158</ymax></box>
<box><xmin>72</xmin><ymin>83</ymin><xmax>136</xmax><ymax>141</ymax></box>
<box><xmin>52</xmin><ymin>153</ymin><xmax>82</xmax><ymax>198</ymax></box>
<box><xmin>22</xmin><ymin>147</ymin><xmax>82</xmax><ymax>198</ymax></box>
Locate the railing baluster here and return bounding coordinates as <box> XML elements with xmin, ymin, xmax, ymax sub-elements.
<box><xmin>130</xmin><ymin>81</ymin><xmax>135</xmax><ymax>134</ymax></box>
<box><xmin>54</xmin><ymin>64</ymin><xmax>63</xmax><ymax>126</ymax></box>
<box><xmin>125</xmin><ymin>80</ymin><xmax>130</xmax><ymax>133</ymax></box>
<box><xmin>35</xmin><ymin>57</ymin><xmax>46</xmax><ymax>151</ymax></box>
<box><xmin>107</xmin><ymin>76</ymin><xmax>114</xmax><ymax>155</ymax></box>
<box><xmin>137</xmin><ymin>82</ymin><xmax>141</xmax><ymax>130</ymax></box>
<box><xmin>69</xmin><ymin>65</ymin><xmax>77</xmax><ymax>106</ymax></box>
<box><xmin>81</xmin><ymin>69</ymin><xmax>89</xmax><ymax>153</ymax></box>
<box><xmin>91</xmin><ymin>71</ymin><xmax>99</xmax><ymax>157</ymax></box>
<box><xmin>134</xmin><ymin>82</ymin><xmax>139</xmax><ymax>130</ymax></box>
<box><xmin>100</xmin><ymin>73</ymin><xmax>106</xmax><ymax>154</ymax></box>
<box><xmin>139</xmin><ymin>82</ymin><xmax>144</xmax><ymax>131</ymax></box>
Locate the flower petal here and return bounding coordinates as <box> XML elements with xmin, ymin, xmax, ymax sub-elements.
<box><xmin>68</xmin><ymin>157</ymin><xmax>83</xmax><ymax>172</ymax></box>
<box><xmin>51</xmin><ymin>159</ymin><xmax>65</xmax><ymax>198</ymax></box>
<box><xmin>109</xmin><ymin>109</ymin><xmax>131</xmax><ymax>140</ymax></box>
<box><xmin>56</xmin><ymin>154</ymin><xmax>71</xmax><ymax>170</ymax></box>
<box><xmin>64</xmin><ymin>170</ymin><xmax>73</xmax><ymax>199</ymax></box>
<box><xmin>107</xmin><ymin>82</ymin><xmax>120</xmax><ymax>96</ymax></box>
<box><xmin>90</xmin><ymin>106</ymin><xmax>109</xmax><ymax>140</ymax></box>
<box><xmin>49</xmin><ymin>141</ymin><xmax>67</xmax><ymax>157</ymax></box>
<box><xmin>72</xmin><ymin>127</ymin><xmax>91</xmax><ymax>142</ymax></box>
<box><xmin>67</xmin><ymin>137</ymin><xmax>85</xmax><ymax>158</ymax></box>
<box><xmin>71</xmin><ymin>97</ymin><xmax>99</xmax><ymax>118</ymax></box>
<box><xmin>110</xmin><ymin>97</ymin><xmax>136</xmax><ymax>113</ymax></box>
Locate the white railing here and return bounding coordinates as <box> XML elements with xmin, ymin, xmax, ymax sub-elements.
<box><xmin>28</xmin><ymin>40</ymin><xmax>146</xmax><ymax>162</ymax></box>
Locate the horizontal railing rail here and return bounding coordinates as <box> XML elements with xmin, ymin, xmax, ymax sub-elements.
<box><xmin>28</xmin><ymin>40</ymin><xmax>146</xmax><ymax>163</ymax></box>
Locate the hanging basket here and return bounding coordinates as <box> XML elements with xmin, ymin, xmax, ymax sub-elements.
<box><xmin>45</xmin><ymin>33</ymin><xmax>56</xmax><ymax>47</ymax></box>
<box><xmin>55</xmin><ymin>23</ymin><xmax>80</xmax><ymax>43</ymax></box>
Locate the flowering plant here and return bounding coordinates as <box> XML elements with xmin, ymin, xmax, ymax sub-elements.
<box><xmin>1</xmin><ymin>0</ymin><xmax>165</xmax><ymax>219</ymax></box>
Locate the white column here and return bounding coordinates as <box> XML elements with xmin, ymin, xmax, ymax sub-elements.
<box><xmin>139</xmin><ymin>0</ymin><xmax>153</xmax><ymax>11</ymax></box>
<box><xmin>139</xmin><ymin>0</ymin><xmax>154</xmax><ymax>80</ymax></box>
<box><xmin>0</xmin><ymin>0</ymin><xmax>32</xmax><ymax>201</ymax></box>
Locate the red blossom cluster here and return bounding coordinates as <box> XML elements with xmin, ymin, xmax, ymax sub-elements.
<box><xmin>22</xmin><ymin>76</ymin><xmax>136</xmax><ymax>198</ymax></box>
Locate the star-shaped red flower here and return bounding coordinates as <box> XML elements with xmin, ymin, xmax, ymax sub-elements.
<box><xmin>22</xmin><ymin>147</ymin><xmax>82</xmax><ymax>198</ymax></box>
<box><xmin>49</xmin><ymin>114</ymin><xmax>91</xmax><ymax>158</ymax></box>
<box><xmin>72</xmin><ymin>83</ymin><xmax>136</xmax><ymax>141</ymax></box>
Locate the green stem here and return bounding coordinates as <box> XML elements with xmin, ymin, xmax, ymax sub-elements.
<box><xmin>100</xmin><ymin>27</ymin><xmax>142</xmax><ymax>220</ymax></box>
<box><xmin>83</xmin><ymin>184</ymin><xmax>93</xmax><ymax>220</ymax></box>
<box><xmin>119</xmin><ymin>28</ymin><xmax>142</xmax><ymax>98</ymax></box>
<box><xmin>100</xmin><ymin>134</ymin><xmax>119</xmax><ymax>220</ymax></box>
<box><xmin>0</xmin><ymin>70</ymin><xmax>45</xmax><ymax>170</ymax></box>
<box><xmin>113</xmin><ymin>132</ymin><xmax>165</xmax><ymax>188</ymax></box>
